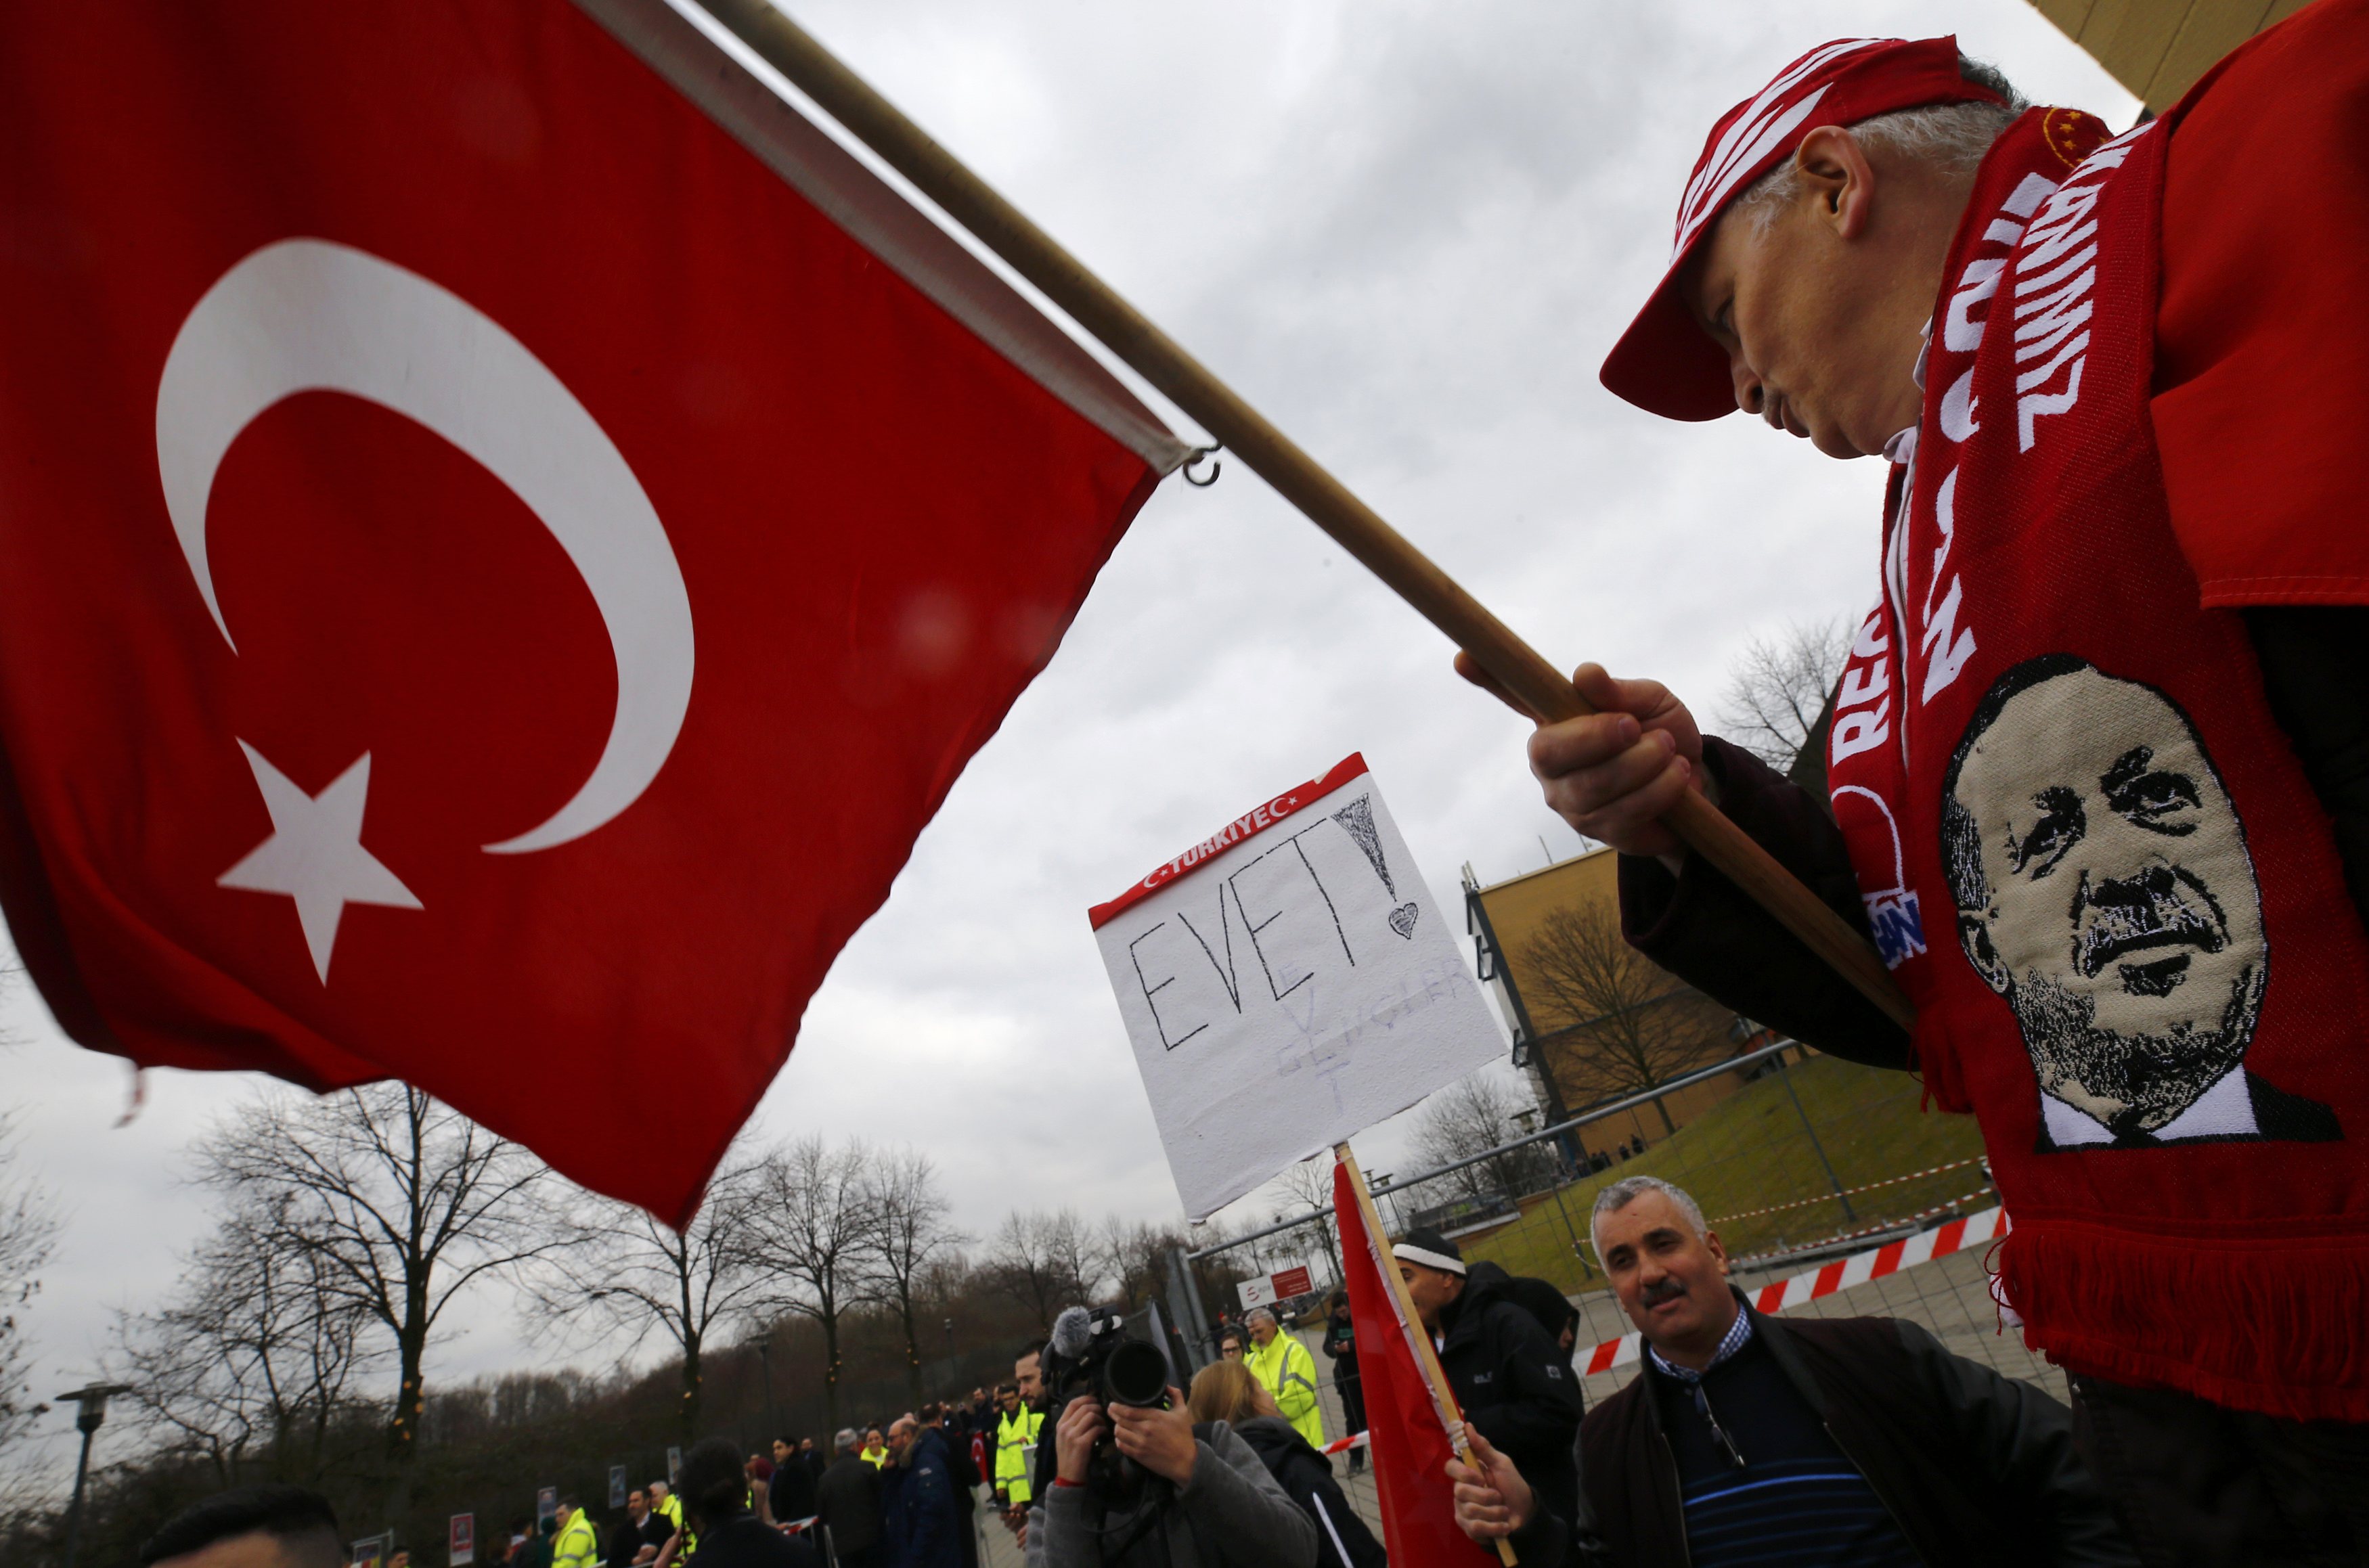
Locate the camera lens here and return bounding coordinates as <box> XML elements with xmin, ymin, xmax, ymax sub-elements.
<box><xmin>1103</xmin><ymin>1340</ymin><xmax>1170</xmax><ymax>1407</ymax></box>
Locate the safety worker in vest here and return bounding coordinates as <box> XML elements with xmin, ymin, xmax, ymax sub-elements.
<box><xmin>1243</xmin><ymin>1305</ymin><xmax>1326</xmax><ymax>1450</ymax></box>
<box><xmin>992</xmin><ymin>1379</ymin><xmax>1043</xmax><ymax>1518</ymax></box>
<box><xmin>860</xmin><ymin>1426</ymin><xmax>889</xmax><ymax>1469</ymax></box>
<box><xmin>647</xmin><ymin>1479</ymin><xmax>692</xmax><ymax>1568</ymax></box>
<box><xmin>550</xmin><ymin>1498</ymin><xmax>598</xmax><ymax>1568</ymax></box>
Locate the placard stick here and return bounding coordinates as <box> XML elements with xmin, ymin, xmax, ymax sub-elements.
<box><xmin>696</xmin><ymin>0</ymin><xmax>1911</xmax><ymax>1031</ymax></box>
<box><xmin>1335</xmin><ymin>1140</ymin><xmax>1517</xmax><ymax>1565</ymax></box>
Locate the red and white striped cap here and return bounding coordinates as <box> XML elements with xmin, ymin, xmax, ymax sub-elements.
<box><xmin>1599</xmin><ymin>35</ymin><xmax>2003</xmax><ymax>421</ymax></box>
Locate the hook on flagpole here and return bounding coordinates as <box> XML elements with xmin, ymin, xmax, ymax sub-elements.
<box><xmin>1180</xmin><ymin>445</ymin><xmax>1222</xmax><ymax>487</ymax></box>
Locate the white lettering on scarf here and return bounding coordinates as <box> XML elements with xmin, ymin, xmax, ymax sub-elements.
<box><xmin>2012</xmin><ymin>129</ymin><xmax>2148</xmax><ymax>450</ymax></box>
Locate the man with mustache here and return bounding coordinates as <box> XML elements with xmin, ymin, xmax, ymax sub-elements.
<box><xmin>1943</xmin><ymin>656</ymin><xmax>2336</xmax><ymax>1148</ymax></box>
<box><xmin>1447</xmin><ymin>1178</ymin><xmax>2135</xmax><ymax>1567</ymax></box>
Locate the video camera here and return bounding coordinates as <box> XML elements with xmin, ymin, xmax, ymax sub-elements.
<box><xmin>1043</xmin><ymin>1304</ymin><xmax>1178</xmax><ymax>1503</ymax></box>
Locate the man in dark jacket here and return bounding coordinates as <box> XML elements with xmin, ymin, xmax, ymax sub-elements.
<box><xmin>881</xmin><ymin>1416</ymin><xmax>963</xmax><ymax>1568</ymax></box>
<box><xmin>814</xmin><ymin>1430</ymin><xmax>884</xmax><ymax>1568</ymax></box>
<box><xmin>1396</xmin><ymin>1226</ymin><xmax>1585</xmax><ymax>1529</ymax></box>
<box><xmin>1449</xmin><ymin>1176</ymin><xmax>2138</xmax><ymax>1567</ymax></box>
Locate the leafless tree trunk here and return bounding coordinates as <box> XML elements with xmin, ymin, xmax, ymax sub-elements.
<box><xmin>525</xmin><ymin>1150</ymin><xmax>769</xmax><ymax>1439</ymax></box>
<box><xmin>192</xmin><ymin>1084</ymin><xmax>554</xmax><ymax>1481</ymax></box>
<box><xmin>1717</xmin><ymin>617</ymin><xmax>1851</xmax><ymax>777</ymax></box>
<box><xmin>1094</xmin><ymin>1217</ymin><xmax>1189</xmax><ymax>1316</ymax></box>
<box><xmin>857</xmin><ymin>1149</ymin><xmax>965</xmax><ymax>1409</ymax></box>
<box><xmin>111</xmin><ymin>1194</ymin><xmax>380</xmax><ymax>1487</ymax></box>
<box><xmin>1518</xmin><ymin>908</ymin><xmax>1726</xmax><ymax>1134</ymax></box>
<box><xmin>745</xmin><ymin>1137</ymin><xmax>875</xmax><ymax>1435</ymax></box>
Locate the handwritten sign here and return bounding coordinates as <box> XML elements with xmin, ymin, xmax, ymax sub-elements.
<box><xmin>1092</xmin><ymin>754</ymin><xmax>1503</xmax><ymax>1217</ymax></box>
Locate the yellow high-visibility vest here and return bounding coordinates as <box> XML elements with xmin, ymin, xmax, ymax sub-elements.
<box><xmin>1247</xmin><ymin>1330</ymin><xmax>1327</xmax><ymax>1450</ymax></box>
<box><xmin>552</xmin><ymin>1514</ymin><xmax>598</xmax><ymax>1568</ymax></box>
<box><xmin>994</xmin><ymin>1406</ymin><xmax>1044</xmax><ymax>1505</ymax></box>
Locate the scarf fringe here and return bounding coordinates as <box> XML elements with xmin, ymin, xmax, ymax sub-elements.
<box><xmin>1999</xmin><ymin>1221</ymin><xmax>2369</xmax><ymax>1423</ymax></box>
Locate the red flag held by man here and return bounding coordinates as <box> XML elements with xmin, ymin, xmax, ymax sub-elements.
<box><xmin>1335</xmin><ymin>1160</ymin><xmax>1500</xmax><ymax>1565</ymax></box>
<box><xmin>0</xmin><ymin>1</ymin><xmax>1182</xmax><ymax>1220</ymax></box>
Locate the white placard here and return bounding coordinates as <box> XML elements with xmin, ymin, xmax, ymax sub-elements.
<box><xmin>1091</xmin><ymin>753</ymin><xmax>1503</xmax><ymax>1217</ymax></box>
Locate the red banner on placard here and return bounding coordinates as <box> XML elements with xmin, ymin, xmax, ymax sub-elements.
<box><xmin>1087</xmin><ymin>753</ymin><xmax>1368</xmax><ymax>930</ymax></box>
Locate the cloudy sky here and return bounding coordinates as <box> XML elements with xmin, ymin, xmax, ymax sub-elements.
<box><xmin>7</xmin><ymin>0</ymin><xmax>2132</xmax><ymax>1483</ymax></box>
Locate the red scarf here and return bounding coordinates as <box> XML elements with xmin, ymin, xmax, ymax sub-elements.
<box><xmin>1824</xmin><ymin>107</ymin><xmax>2369</xmax><ymax>1422</ymax></box>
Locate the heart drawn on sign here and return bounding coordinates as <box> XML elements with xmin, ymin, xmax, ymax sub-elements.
<box><xmin>1388</xmin><ymin>903</ymin><xmax>1420</xmax><ymax>939</ymax></box>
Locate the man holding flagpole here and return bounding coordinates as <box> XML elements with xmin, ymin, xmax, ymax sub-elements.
<box><xmin>1474</xmin><ymin>8</ymin><xmax>2369</xmax><ymax>1561</ymax></box>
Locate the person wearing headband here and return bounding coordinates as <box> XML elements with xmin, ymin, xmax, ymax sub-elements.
<box><xmin>1474</xmin><ymin>11</ymin><xmax>2369</xmax><ymax>1561</ymax></box>
<box><xmin>1394</xmin><ymin>1227</ymin><xmax>1585</xmax><ymax>1534</ymax></box>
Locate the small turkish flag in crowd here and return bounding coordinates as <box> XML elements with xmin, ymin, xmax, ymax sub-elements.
<box><xmin>1335</xmin><ymin>1163</ymin><xmax>1502</xmax><ymax>1565</ymax></box>
<box><xmin>0</xmin><ymin>1</ymin><xmax>1181</xmax><ymax>1221</ymax></box>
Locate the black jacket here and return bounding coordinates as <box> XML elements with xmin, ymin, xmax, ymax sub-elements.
<box><xmin>1515</xmin><ymin>1302</ymin><xmax>2137</xmax><ymax>1567</ymax></box>
<box><xmin>1439</xmin><ymin>1261</ymin><xmax>1586</xmax><ymax>1527</ymax></box>
<box><xmin>812</xmin><ymin>1453</ymin><xmax>881</xmax><ymax>1556</ymax></box>
<box><xmin>1233</xmin><ymin>1416</ymin><xmax>1386</xmax><ymax>1568</ymax></box>
<box><xmin>768</xmin><ymin>1458</ymin><xmax>816</xmax><ymax>1525</ymax></box>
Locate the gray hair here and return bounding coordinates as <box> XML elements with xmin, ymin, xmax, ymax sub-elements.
<box><xmin>1591</xmin><ymin>1175</ymin><xmax>1708</xmax><ymax>1256</ymax></box>
<box><xmin>1733</xmin><ymin>55</ymin><xmax>2028</xmax><ymax>236</ymax></box>
<box><xmin>1243</xmin><ymin>1305</ymin><xmax>1279</xmax><ymax>1329</ymax></box>
<box><xmin>834</xmin><ymin>1428</ymin><xmax>860</xmax><ymax>1454</ymax></box>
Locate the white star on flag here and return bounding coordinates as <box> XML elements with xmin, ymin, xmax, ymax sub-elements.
<box><xmin>218</xmin><ymin>741</ymin><xmax>422</xmax><ymax>982</ymax></box>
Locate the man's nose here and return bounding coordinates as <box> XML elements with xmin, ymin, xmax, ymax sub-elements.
<box><xmin>1729</xmin><ymin>351</ymin><xmax>1765</xmax><ymax>416</ymax></box>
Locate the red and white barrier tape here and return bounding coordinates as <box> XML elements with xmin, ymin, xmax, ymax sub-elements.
<box><xmin>1725</xmin><ymin>1185</ymin><xmax>1995</xmax><ymax>1269</ymax></box>
<box><xmin>1321</xmin><ymin>1430</ymin><xmax>1370</xmax><ymax>1455</ymax></box>
<box><xmin>1578</xmin><ymin>1204</ymin><xmax>2010</xmax><ymax>1376</ymax></box>
<box><xmin>1705</xmin><ymin>1157</ymin><xmax>1986</xmax><ymax>1225</ymax></box>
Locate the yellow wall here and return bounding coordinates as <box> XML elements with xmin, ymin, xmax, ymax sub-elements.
<box><xmin>1472</xmin><ymin>848</ymin><xmax>1767</xmax><ymax>1154</ymax></box>
<box><xmin>2027</xmin><ymin>0</ymin><xmax>2320</xmax><ymax>110</ymax></box>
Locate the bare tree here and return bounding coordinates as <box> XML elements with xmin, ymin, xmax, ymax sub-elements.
<box><xmin>0</xmin><ymin>1117</ymin><xmax>58</xmax><ymax>1471</ymax></box>
<box><xmin>1042</xmin><ymin>1209</ymin><xmax>1103</xmax><ymax>1309</ymax></box>
<box><xmin>1518</xmin><ymin>907</ymin><xmax>1727</xmax><ymax>1134</ymax></box>
<box><xmin>984</xmin><ymin>1211</ymin><xmax>1068</xmax><ymax>1330</ymax></box>
<box><xmin>745</xmin><ymin>1136</ymin><xmax>875</xmax><ymax>1435</ymax></box>
<box><xmin>112</xmin><ymin>1196</ymin><xmax>380</xmax><ymax>1486</ymax></box>
<box><xmin>1410</xmin><ymin>1074</ymin><xmax>1557</xmax><ymax>1205</ymax></box>
<box><xmin>1266</xmin><ymin>1159</ymin><xmax>1340</xmax><ymax>1285</ymax></box>
<box><xmin>1095</xmin><ymin>1217</ymin><xmax>1192</xmax><ymax>1316</ymax></box>
<box><xmin>525</xmin><ymin>1150</ymin><xmax>769</xmax><ymax>1438</ymax></box>
<box><xmin>1717</xmin><ymin>617</ymin><xmax>1852</xmax><ymax>777</ymax></box>
<box><xmin>193</xmin><ymin>1084</ymin><xmax>554</xmax><ymax>1475</ymax></box>
<box><xmin>857</xmin><ymin>1149</ymin><xmax>966</xmax><ymax>1408</ymax></box>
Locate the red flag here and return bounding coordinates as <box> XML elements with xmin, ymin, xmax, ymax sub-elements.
<box><xmin>1335</xmin><ymin>1161</ymin><xmax>1499</xmax><ymax>1566</ymax></box>
<box><xmin>0</xmin><ymin>1</ymin><xmax>1181</xmax><ymax>1221</ymax></box>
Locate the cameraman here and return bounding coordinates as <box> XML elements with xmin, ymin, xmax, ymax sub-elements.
<box><xmin>1037</xmin><ymin>1382</ymin><xmax>1316</xmax><ymax>1568</ymax></box>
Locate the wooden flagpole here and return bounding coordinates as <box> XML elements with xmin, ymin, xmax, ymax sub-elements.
<box><xmin>692</xmin><ymin>0</ymin><xmax>1913</xmax><ymax>1032</ymax></box>
<box><xmin>1334</xmin><ymin>1140</ymin><xmax>1516</xmax><ymax>1564</ymax></box>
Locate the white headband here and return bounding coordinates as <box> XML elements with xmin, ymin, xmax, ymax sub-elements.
<box><xmin>1394</xmin><ymin>1243</ymin><xmax>1466</xmax><ymax>1276</ymax></box>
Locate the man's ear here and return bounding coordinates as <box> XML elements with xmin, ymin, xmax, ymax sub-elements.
<box><xmin>1704</xmin><ymin>1228</ymin><xmax>1729</xmax><ymax>1276</ymax></box>
<box><xmin>1792</xmin><ymin>125</ymin><xmax>1878</xmax><ymax>241</ymax></box>
<box><xmin>1958</xmin><ymin>911</ymin><xmax>2012</xmax><ymax>994</ymax></box>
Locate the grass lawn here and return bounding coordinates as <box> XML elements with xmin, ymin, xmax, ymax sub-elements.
<box><xmin>1453</xmin><ymin>1054</ymin><xmax>1990</xmax><ymax>1295</ymax></box>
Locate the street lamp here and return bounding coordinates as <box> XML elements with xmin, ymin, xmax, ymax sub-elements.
<box><xmin>59</xmin><ymin>1383</ymin><xmax>131</xmax><ymax>1568</ymax></box>
<box><xmin>755</xmin><ymin>1340</ymin><xmax>776</xmax><ymax>1440</ymax></box>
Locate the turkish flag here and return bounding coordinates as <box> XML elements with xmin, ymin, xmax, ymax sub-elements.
<box><xmin>1335</xmin><ymin>1162</ymin><xmax>1501</xmax><ymax>1566</ymax></box>
<box><xmin>0</xmin><ymin>1</ymin><xmax>1180</xmax><ymax>1221</ymax></box>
